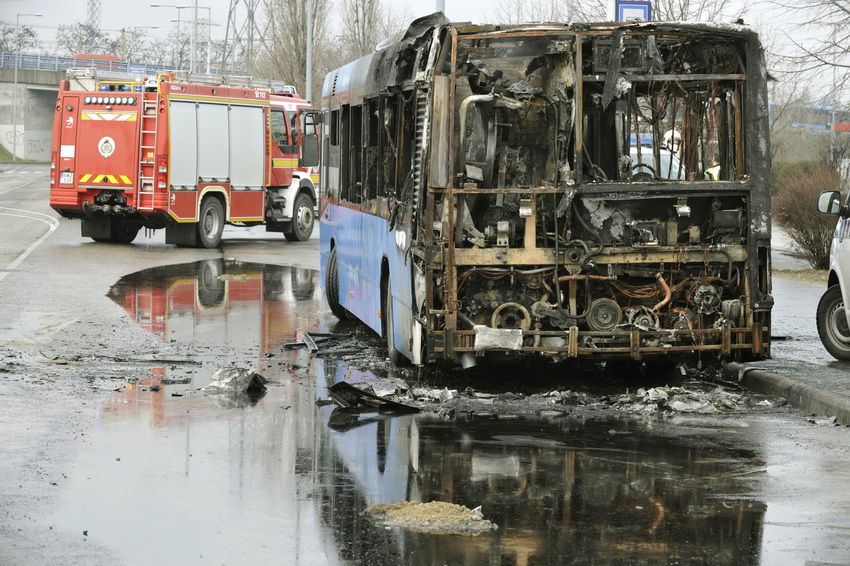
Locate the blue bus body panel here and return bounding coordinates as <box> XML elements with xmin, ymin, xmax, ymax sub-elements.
<box><xmin>320</xmin><ymin>204</ymin><xmax>413</xmax><ymax>359</ymax></box>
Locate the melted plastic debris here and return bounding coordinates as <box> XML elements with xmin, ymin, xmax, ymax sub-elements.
<box><xmin>202</xmin><ymin>367</ymin><xmax>267</xmax><ymax>408</ymax></box>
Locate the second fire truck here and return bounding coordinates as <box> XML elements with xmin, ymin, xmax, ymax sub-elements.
<box><xmin>50</xmin><ymin>71</ymin><xmax>319</xmax><ymax>247</ymax></box>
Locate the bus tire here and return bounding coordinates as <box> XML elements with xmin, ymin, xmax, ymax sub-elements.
<box><xmin>326</xmin><ymin>247</ymin><xmax>347</xmax><ymax>320</ymax></box>
<box><xmin>197</xmin><ymin>197</ymin><xmax>224</xmax><ymax>249</ymax></box>
<box><xmin>284</xmin><ymin>192</ymin><xmax>314</xmax><ymax>242</ymax></box>
<box><xmin>817</xmin><ymin>285</ymin><xmax>850</xmax><ymax>360</ymax></box>
<box><xmin>383</xmin><ymin>277</ymin><xmax>404</xmax><ymax>365</ymax></box>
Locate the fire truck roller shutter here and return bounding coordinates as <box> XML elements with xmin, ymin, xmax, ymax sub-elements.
<box><xmin>229</xmin><ymin>105</ymin><xmax>265</xmax><ymax>190</ymax></box>
<box><xmin>169</xmin><ymin>101</ymin><xmax>198</xmax><ymax>188</ymax></box>
<box><xmin>198</xmin><ymin>103</ymin><xmax>229</xmax><ymax>182</ymax></box>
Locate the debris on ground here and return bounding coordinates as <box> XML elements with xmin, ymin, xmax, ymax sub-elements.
<box><xmin>363</xmin><ymin>501</ymin><xmax>497</xmax><ymax>535</ymax></box>
<box><xmin>411</xmin><ymin>387</ymin><xmax>458</xmax><ymax>403</ymax></box>
<box><xmin>283</xmin><ymin>332</ymin><xmax>355</xmax><ymax>354</ymax></box>
<box><xmin>605</xmin><ymin>384</ymin><xmax>786</xmax><ymax>415</ymax></box>
<box><xmin>313</xmin><ymin>330</ymin><xmax>792</xmax><ymax>420</ymax></box>
<box><xmin>327</xmin><ymin>381</ymin><xmax>419</xmax><ymax>413</ymax></box>
<box><xmin>807</xmin><ymin>415</ymin><xmax>838</xmax><ymax>426</ymax></box>
<box><xmin>202</xmin><ymin>367</ymin><xmax>267</xmax><ymax>407</ymax></box>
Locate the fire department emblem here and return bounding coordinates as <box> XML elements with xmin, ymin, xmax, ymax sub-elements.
<box><xmin>98</xmin><ymin>136</ymin><xmax>115</xmax><ymax>158</ymax></box>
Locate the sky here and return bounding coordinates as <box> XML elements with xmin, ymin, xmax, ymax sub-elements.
<box><xmin>0</xmin><ymin>0</ymin><xmax>496</xmax><ymax>50</ymax></box>
<box><xmin>0</xmin><ymin>0</ymin><xmax>801</xmax><ymax>71</ymax></box>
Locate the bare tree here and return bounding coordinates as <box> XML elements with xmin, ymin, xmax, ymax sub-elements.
<box><xmin>0</xmin><ymin>22</ymin><xmax>42</xmax><ymax>54</ymax></box>
<box><xmin>494</xmin><ymin>0</ymin><xmax>575</xmax><ymax>23</ymax></box>
<box><xmin>258</xmin><ymin>0</ymin><xmax>332</xmax><ymax>101</ymax></box>
<box><xmin>338</xmin><ymin>0</ymin><xmax>399</xmax><ymax>58</ymax></box>
<box><xmin>773</xmin><ymin>1</ymin><xmax>850</xmax><ymax>98</ymax></box>
<box><xmin>774</xmin><ymin>161</ymin><xmax>843</xmax><ymax>269</ymax></box>
<box><xmin>117</xmin><ymin>28</ymin><xmax>158</xmax><ymax>63</ymax></box>
<box><xmin>651</xmin><ymin>0</ymin><xmax>749</xmax><ymax>21</ymax></box>
<box><xmin>568</xmin><ymin>0</ymin><xmax>748</xmax><ymax>22</ymax></box>
<box><xmin>570</xmin><ymin>1</ymin><xmax>613</xmax><ymax>21</ymax></box>
<box><xmin>55</xmin><ymin>23</ymin><xmax>115</xmax><ymax>56</ymax></box>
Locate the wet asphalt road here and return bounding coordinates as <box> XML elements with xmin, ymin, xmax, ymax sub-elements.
<box><xmin>2</xmin><ymin>164</ymin><xmax>850</xmax><ymax>565</ymax></box>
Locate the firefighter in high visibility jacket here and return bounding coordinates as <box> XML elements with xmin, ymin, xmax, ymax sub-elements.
<box><xmin>705</xmin><ymin>161</ymin><xmax>721</xmax><ymax>180</ymax></box>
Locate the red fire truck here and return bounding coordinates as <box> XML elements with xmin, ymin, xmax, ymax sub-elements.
<box><xmin>50</xmin><ymin>72</ymin><xmax>320</xmax><ymax>247</ymax></box>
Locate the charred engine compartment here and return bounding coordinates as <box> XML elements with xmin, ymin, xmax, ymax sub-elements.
<box><xmin>453</xmin><ymin>194</ymin><xmax>749</xmax><ymax>342</ymax></box>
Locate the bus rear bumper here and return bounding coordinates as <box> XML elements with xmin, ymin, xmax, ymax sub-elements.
<box><xmin>431</xmin><ymin>323</ymin><xmax>770</xmax><ymax>363</ymax></box>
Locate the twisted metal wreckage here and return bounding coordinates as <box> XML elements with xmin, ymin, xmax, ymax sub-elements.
<box><xmin>320</xmin><ymin>13</ymin><xmax>773</xmax><ymax>367</ymax></box>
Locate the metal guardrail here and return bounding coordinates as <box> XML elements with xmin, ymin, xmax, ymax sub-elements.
<box><xmin>0</xmin><ymin>53</ymin><xmax>196</xmax><ymax>76</ymax></box>
<box><xmin>1</xmin><ymin>53</ymin><xmax>293</xmax><ymax>95</ymax></box>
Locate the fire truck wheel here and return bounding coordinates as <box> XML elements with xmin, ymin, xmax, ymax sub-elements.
<box><xmin>197</xmin><ymin>197</ymin><xmax>224</xmax><ymax>248</ymax></box>
<box><xmin>197</xmin><ymin>259</ymin><xmax>225</xmax><ymax>307</ymax></box>
<box><xmin>284</xmin><ymin>192</ymin><xmax>315</xmax><ymax>242</ymax></box>
<box><xmin>111</xmin><ymin>219</ymin><xmax>140</xmax><ymax>244</ymax></box>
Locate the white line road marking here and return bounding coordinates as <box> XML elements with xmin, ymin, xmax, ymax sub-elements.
<box><xmin>0</xmin><ymin>207</ymin><xmax>60</xmax><ymax>283</ymax></box>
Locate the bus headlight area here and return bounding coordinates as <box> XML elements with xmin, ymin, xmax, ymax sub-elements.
<box><xmin>319</xmin><ymin>14</ymin><xmax>773</xmax><ymax>367</ymax></box>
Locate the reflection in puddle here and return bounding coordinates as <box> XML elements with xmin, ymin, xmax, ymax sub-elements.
<box><xmin>105</xmin><ymin>259</ymin><xmax>322</xmax><ymax>394</ymax></box>
<box><xmin>317</xmin><ymin>362</ymin><xmax>766</xmax><ymax>565</ymax></box>
<box><xmin>50</xmin><ymin>261</ymin><xmax>766</xmax><ymax>564</ymax></box>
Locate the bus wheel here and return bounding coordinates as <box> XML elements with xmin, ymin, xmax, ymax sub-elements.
<box><xmin>326</xmin><ymin>248</ymin><xmax>347</xmax><ymax>320</ymax></box>
<box><xmin>111</xmin><ymin>219</ymin><xmax>140</xmax><ymax>244</ymax></box>
<box><xmin>284</xmin><ymin>193</ymin><xmax>314</xmax><ymax>242</ymax></box>
<box><xmin>197</xmin><ymin>197</ymin><xmax>224</xmax><ymax>248</ymax></box>
<box><xmin>817</xmin><ymin>285</ymin><xmax>850</xmax><ymax>360</ymax></box>
<box><xmin>383</xmin><ymin>278</ymin><xmax>404</xmax><ymax>365</ymax></box>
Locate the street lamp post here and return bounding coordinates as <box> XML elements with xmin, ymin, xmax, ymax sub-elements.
<box><xmin>12</xmin><ymin>13</ymin><xmax>42</xmax><ymax>162</ymax></box>
<box><xmin>191</xmin><ymin>0</ymin><xmax>197</xmax><ymax>75</ymax></box>
<box><xmin>171</xmin><ymin>16</ymin><xmax>217</xmax><ymax>73</ymax></box>
<box><xmin>204</xmin><ymin>20</ymin><xmax>219</xmax><ymax>74</ymax></box>
<box><xmin>151</xmin><ymin>3</ymin><xmax>211</xmax><ymax>74</ymax></box>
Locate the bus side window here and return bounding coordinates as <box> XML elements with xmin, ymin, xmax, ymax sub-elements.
<box><xmin>379</xmin><ymin>95</ymin><xmax>399</xmax><ymax>200</ymax></box>
<box><xmin>324</xmin><ymin>109</ymin><xmax>340</xmax><ymax>202</ymax></box>
<box><xmin>364</xmin><ymin>97</ymin><xmax>379</xmax><ymax>202</ymax></box>
<box><xmin>330</xmin><ymin>109</ymin><xmax>339</xmax><ymax>146</ymax></box>
<box><xmin>349</xmin><ymin>104</ymin><xmax>363</xmax><ymax>204</ymax></box>
<box><xmin>340</xmin><ymin>105</ymin><xmax>352</xmax><ymax>203</ymax></box>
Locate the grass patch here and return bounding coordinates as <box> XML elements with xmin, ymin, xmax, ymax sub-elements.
<box><xmin>0</xmin><ymin>144</ymin><xmax>43</xmax><ymax>164</ymax></box>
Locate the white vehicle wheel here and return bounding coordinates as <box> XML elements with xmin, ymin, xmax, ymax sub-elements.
<box><xmin>817</xmin><ymin>285</ymin><xmax>850</xmax><ymax>361</ymax></box>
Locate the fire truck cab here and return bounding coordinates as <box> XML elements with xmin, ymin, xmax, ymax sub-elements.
<box><xmin>50</xmin><ymin>71</ymin><xmax>319</xmax><ymax>248</ymax></box>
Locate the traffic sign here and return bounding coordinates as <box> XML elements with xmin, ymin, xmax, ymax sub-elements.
<box><xmin>616</xmin><ymin>0</ymin><xmax>653</xmax><ymax>22</ymax></box>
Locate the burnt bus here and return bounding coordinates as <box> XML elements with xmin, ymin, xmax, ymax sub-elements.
<box><xmin>319</xmin><ymin>13</ymin><xmax>773</xmax><ymax>367</ymax></box>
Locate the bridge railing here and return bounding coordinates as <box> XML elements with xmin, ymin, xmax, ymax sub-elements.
<box><xmin>0</xmin><ymin>53</ymin><xmax>191</xmax><ymax>76</ymax></box>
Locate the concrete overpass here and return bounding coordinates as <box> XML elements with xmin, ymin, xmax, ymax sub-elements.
<box><xmin>0</xmin><ymin>67</ymin><xmax>63</xmax><ymax>162</ymax></box>
<box><xmin>0</xmin><ymin>54</ymin><xmax>184</xmax><ymax>162</ymax></box>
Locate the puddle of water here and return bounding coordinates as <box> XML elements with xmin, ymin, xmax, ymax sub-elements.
<box><xmin>317</xmin><ymin>361</ymin><xmax>766</xmax><ymax>565</ymax></box>
<box><xmin>51</xmin><ymin>260</ymin><xmax>769</xmax><ymax>565</ymax></box>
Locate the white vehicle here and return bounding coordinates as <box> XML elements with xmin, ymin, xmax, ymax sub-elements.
<box><xmin>816</xmin><ymin>190</ymin><xmax>850</xmax><ymax>359</ymax></box>
<box><xmin>629</xmin><ymin>146</ymin><xmax>686</xmax><ymax>180</ymax></box>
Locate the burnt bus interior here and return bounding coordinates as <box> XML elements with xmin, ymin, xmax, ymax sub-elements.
<box><xmin>326</xmin><ymin>16</ymin><xmax>772</xmax><ymax>363</ymax></box>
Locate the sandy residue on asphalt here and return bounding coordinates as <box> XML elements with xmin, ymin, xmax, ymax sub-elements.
<box><xmin>364</xmin><ymin>501</ymin><xmax>497</xmax><ymax>534</ymax></box>
<box><xmin>773</xmin><ymin>268</ymin><xmax>828</xmax><ymax>284</ymax></box>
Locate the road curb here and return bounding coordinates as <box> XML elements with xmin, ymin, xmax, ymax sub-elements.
<box><xmin>723</xmin><ymin>362</ymin><xmax>850</xmax><ymax>426</ymax></box>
